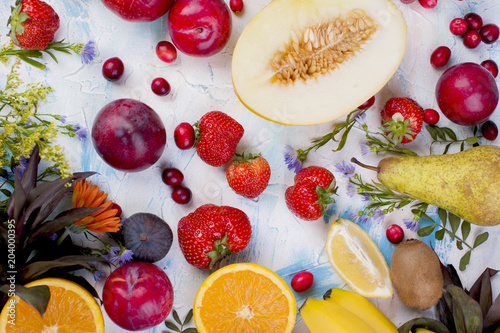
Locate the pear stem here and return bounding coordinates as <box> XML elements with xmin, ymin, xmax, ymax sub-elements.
<box><xmin>350</xmin><ymin>157</ymin><xmax>380</xmax><ymax>173</ymax></box>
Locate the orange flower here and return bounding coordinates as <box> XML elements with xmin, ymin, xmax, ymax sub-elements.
<box><xmin>72</xmin><ymin>179</ymin><xmax>121</xmax><ymax>234</ymax></box>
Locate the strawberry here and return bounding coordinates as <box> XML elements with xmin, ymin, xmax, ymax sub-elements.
<box><xmin>380</xmin><ymin>97</ymin><xmax>424</xmax><ymax>144</ymax></box>
<box><xmin>285</xmin><ymin>166</ymin><xmax>337</xmax><ymax>221</ymax></box>
<box><xmin>8</xmin><ymin>0</ymin><xmax>60</xmax><ymax>50</ymax></box>
<box><xmin>226</xmin><ymin>153</ymin><xmax>271</xmax><ymax>199</ymax></box>
<box><xmin>195</xmin><ymin>111</ymin><xmax>244</xmax><ymax>167</ymax></box>
<box><xmin>177</xmin><ymin>204</ymin><xmax>252</xmax><ymax>270</ymax></box>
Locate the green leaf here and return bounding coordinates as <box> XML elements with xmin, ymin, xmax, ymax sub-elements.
<box><xmin>165</xmin><ymin>321</ymin><xmax>181</xmax><ymax>332</ymax></box>
<box><xmin>0</xmin><ymin>189</ymin><xmax>11</xmax><ymax>197</ymax></box>
<box><xmin>461</xmin><ymin>221</ymin><xmax>471</xmax><ymax>241</ymax></box>
<box><xmin>473</xmin><ymin>232</ymin><xmax>489</xmax><ymax>248</ymax></box>
<box><xmin>442</xmin><ymin>127</ymin><xmax>457</xmax><ymax>140</ymax></box>
<box><xmin>466</xmin><ymin>136</ymin><xmax>479</xmax><ymax>145</ymax></box>
<box><xmin>467</xmin><ymin>267</ymin><xmax>499</xmax><ymax>319</ymax></box>
<box><xmin>173</xmin><ymin>310</ymin><xmax>182</xmax><ymax>325</ymax></box>
<box><xmin>20</xmin><ymin>255</ymin><xmax>107</xmax><ymax>280</ymax></box>
<box><xmin>436</xmin><ymin>127</ymin><xmax>447</xmax><ymax>140</ymax></box>
<box><xmin>448</xmin><ymin>213</ymin><xmax>461</xmax><ymax>234</ymax></box>
<box><xmin>17</xmin><ymin>54</ymin><xmax>46</xmax><ymax>69</ymax></box>
<box><xmin>426</xmin><ymin>125</ymin><xmax>439</xmax><ymax>141</ymax></box>
<box><xmin>183</xmin><ymin>309</ymin><xmax>194</xmax><ymax>326</ymax></box>
<box><xmin>43</xmin><ymin>50</ymin><xmax>58</xmax><ymax>63</ymax></box>
<box><xmin>443</xmin><ymin>142</ymin><xmax>452</xmax><ymax>155</ymax></box>
<box><xmin>447</xmin><ymin>285</ymin><xmax>483</xmax><ymax>333</ymax></box>
<box><xmin>438</xmin><ymin>208</ymin><xmax>447</xmax><ymax>226</ymax></box>
<box><xmin>456</xmin><ymin>240</ymin><xmax>463</xmax><ymax>250</ymax></box>
<box><xmin>397</xmin><ymin>317</ymin><xmax>451</xmax><ymax>333</ymax></box>
<box><xmin>417</xmin><ymin>224</ymin><xmax>435</xmax><ymax>237</ymax></box>
<box><xmin>435</xmin><ymin>228</ymin><xmax>445</xmax><ymax>240</ymax></box>
<box><xmin>459</xmin><ymin>250</ymin><xmax>472</xmax><ymax>271</ymax></box>
<box><xmin>0</xmin><ymin>284</ymin><xmax>50</xmax><ymax>317</ymax></box>
<box><xmin>460</xmin><ymin>141</ymin><xmax>465</xmax><ymax>151</ymax></box>
<box><xmin>182</xmin><ymin>328</ymin><xmax>199</xmax><ymax>333</ymax></box>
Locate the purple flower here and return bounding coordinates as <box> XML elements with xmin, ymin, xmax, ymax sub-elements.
<box><xmin>72</xmin><ymin>123</ymin><xmax>82</xmax><ymax>131</ymax></box>
<box><xmin>49</xmin><ymin>233</ymin><xmax>58</xmax><ymax>241</ymax></box>
<box><xmin>284</xmin><ymin>145</ymin><xmax>302</xmax><ymax>173</ymax></box>
<box><xmin>360</xmin><ymin>143</ymin><xmax>370</xmax><ymax>158</ymax></box>
<box><xmin>75</xmin><ymin>128</ymin><xmax>88</xmax><ymax>141</ymax></box>
<box><xmin>346</xmin><ymin>182</ymin><xmax>357</xmax><ymax>197</ymax></box>
<box><xmin>404</xmin><ymin>218</ymin><xmax>419</xmax><ymax>232</ymax></box>
<box><xmin>334</xmin><ymin>160</ymin><xmax>355</xmax><ymax>178</ymax></box>
<box><xmin>371</xmin><ymin>209</ymin><xmax>385</xmax><ymax>224</ymax></box>
<box><xmin>80</xmin><ymin>41</ymin><xmax>96</xmax><ymax>65</ymax></box>
<box><xmin>358</xmin><ymin>213</ymin><xmax>370</xmax><ymax>224</ymax></box>
<box><xmin>361</xmin><ymin>193</ymin><xmax>371</xmax><ymax>201</ymax></box>
<box><xmin>93</xmin><ymin>269</ymin><xmax>106</xmax><ymax>282</ymax></box>
<box><xmin>105</xmin><ymin>246</ymin><xmax>134</xmax><ymax>266</ymax></box>
<box><xmin>59</xmin><ymin>115</ymin><xmax>67</xmax><ymax>124</ymax></box>
<box><xmin>25</xmin><ymin>118</ymin><xmax>32</xmax><ymax>126</ymax></box>
<box><xmin>355</xmin><ymin>112</ymin><xmax>367</xmax><ymax>125</ymax></box>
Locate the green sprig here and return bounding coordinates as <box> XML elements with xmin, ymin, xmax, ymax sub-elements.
<box><xmin>361</xmin><ymin>123</ymin><xmax>418</xmax><ymax>156</ymax></box>
<box><xmin>165</xmin><ymin>309</ymin><xmax>198</xmax><ymax>333</ymax></box>
<box><xmin>426</xmin><ymin>125</ymin><xmax>479</xmax><ymax>155</ymax></box>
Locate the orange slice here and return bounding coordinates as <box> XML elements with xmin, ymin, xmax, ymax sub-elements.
<box><xmin>194</xmin><ymin>263</ymin><xmax>296</xmax><ymax>333</ymax></box>
<box><xmin>0</xmin><ymin>277</ymin><xmax>104</xmax><ymax>333</ymax></box>
<box><xmin>326</xmin><ymin>218</ymin><xmax>393</xmax><ymax>298</ymax></box>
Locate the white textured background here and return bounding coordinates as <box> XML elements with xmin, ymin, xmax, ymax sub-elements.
<box><xmin>1</xmin><ymin>0</ymin><xmax>499</xmax><ymax>332</ymax></box>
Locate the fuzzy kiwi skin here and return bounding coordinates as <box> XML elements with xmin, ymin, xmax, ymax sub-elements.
<box><xmin>390</xmin><ymin>239</ymin><xmax>443</xmax><ymax>310</ymax></box>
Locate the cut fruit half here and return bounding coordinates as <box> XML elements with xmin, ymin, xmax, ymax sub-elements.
<box><xmin>0</xmin><ymin>278</ymin><xmax>104</xmax><ymax>332</ymax></box>
<box><xmin>232</xmin><ymin>0</ymin><xmax>407</xmax><ymax>125</ymax></box>
<box><xmin>326</xmin><ymin>218</ymin><xmax>393</xmax><ymax>298</ymax></box>
<box><xmin>193</xmin><ymin>263</ymin><xmax>296</xmax><ymax>333</ymax></box>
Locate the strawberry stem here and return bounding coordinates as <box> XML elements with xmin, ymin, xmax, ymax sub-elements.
<box><xmin>206</xmin><ymin>234</ymin><xmax>232</xmax><ymax>269</ymax></box>
<box><xmin>381</xmin><ymin>118</ymin><xmax>416</xmax><ymax>145</ymax></box>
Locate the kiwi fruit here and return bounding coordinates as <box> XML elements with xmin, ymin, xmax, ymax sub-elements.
<box><xmin>121</xmin><ymin>213</ymin><xmax>173</xmax><ymax>262</ymax></box>
<box><xmin>390</xmin><ymin>239</ymin><xmax>443</xmax><ymax>310</ymax></box>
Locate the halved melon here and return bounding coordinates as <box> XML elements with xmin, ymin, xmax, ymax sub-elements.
<box><xmin>231</xmin><ymin>0</ymin><xmax>407</xmax><ymax>126</ymax></box>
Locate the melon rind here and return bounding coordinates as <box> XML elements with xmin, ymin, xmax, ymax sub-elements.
<box><xmin>231</xmin><ymin>0</ymin><xmax>407</xmax><ymax>126</ymax></box>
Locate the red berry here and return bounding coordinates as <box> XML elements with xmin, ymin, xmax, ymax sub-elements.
<box><xmin>171</xmin><ymin>185</ymin><xmax>192</xmax><ymax>204</ymax></box>
<box><xmin>464</xmin><ymin>13</ymin><xmax>483</xmax><ymax>30</ymax></box>
<box><xmin>418</xmin><ymin>0</ymin><xmax>437</xmax><ymax>9</ymax></box>
<box><xmin>111</xmin><ymin>203</ymin><xmax>122</xmax><ymax>217</ymax></box>
<box><xmin>358</xmin><ymin>96</ymin><xmax>375</xmax><ymax>109</ymax></box>
<box><xmin>450</xmin><ymin>18</ymin><xmax>468</xmax><ymax>36</ymax></box>
<box><xmin>463</xmin><ymin>30</ymin><xmax>481</xmax><ymax>49</ymax></box>
<box><xmin>423</xmin><ymin>108</ymin><xmax>440</xmax><ymax>125</ymax></box>
<box><xmin>480</xmin><ymin>24</ymin><xmax>499</xmax><ymax>44</ymax></box>
<box><xmin>291</xmin><ymin>271</ymin><xmax>314</xmax><ymax>293</ymax></box>
<box><xmin>151</xmin><ymin>77</ymin><xmax>171</xmax><ymax>96</ymax></box>
<box><xmin>481</xmin><ymin>120</ymin><xmax>498</xmax><ymax>141</ymax></box>
<box><xmin>156</xmin><ymin>41</ymin><xmax>177</xmax><ymax>63</ymax></box>
<box><xmin>386</xmin><ymin>224</ymin><xmax>404</xmax><ymax>244</ymax></box>
<box><xmin>102</xmin><ymin>57</ymin><xmax>124</xmax><ymax>81</ymax></box>
<box><xmin>162</xmin><ymin>168</ymin><xmax>184</xmax><ymax>187</ymax></box>
<box><xmin>430</xmin><ymin>46</ymin><xmax>451</xmax><ymax>68</ymax></box>
<box><xmin>230</xmin><ymin>0</ymin><xmax>243</xmax><ymax>13</ymax></box>
<box><xmin>400</xmin><ymin>0</ymin><xmax>416</xmax><ymax>4</ymax></box>
<box><xmin>481</xmin><ymin>60</ymin><xmax>499</xmax><ymax>78</ymax></box>
<box><xmin>174</xmin><ymin>122</ymin><xmax>196</xmax><ymax>150</ymax></box>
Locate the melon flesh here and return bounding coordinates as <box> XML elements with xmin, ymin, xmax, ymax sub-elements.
<box><xmin>231</xmin><ymin>0</ymin><xmax>407</xmax><ymax>126</ymax></box>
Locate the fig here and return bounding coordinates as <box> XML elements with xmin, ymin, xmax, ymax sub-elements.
<box><xmin>121</xmin><ymin>213</ymin><xmax>173</xmax><ymax>262</ymax></box>
<box><xmin>231</xmin><ymin>0</ymin><xmax>407</xmax><ymax>125</ymax></box>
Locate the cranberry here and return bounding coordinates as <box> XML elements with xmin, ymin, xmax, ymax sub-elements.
<box><xmin>162</xmin><ymin>168</ymin><xmax>184</xmax><ymax>187</ymax></box>
<box><xmin>430</xmin><ymin>46</ymin><xmax>451</xmax><ymax>68</ymax></box>
<box><xmin>480</xmin><ymin>24</ymin><xmax>499</xmax><ymax>44</ymax></box>
<box><xmin>418</xmin><ymin>0</ymin><xmax>437</xmax><ymax>9</ymax></box>
<box><xmin>423</xmin><ymin>109</ymin><xmax>440</xmax><ymax>125</ymax></box>
<box><xmin>171</xmin><ymin>185</ymin><xmax>192</xmax><ymax>204</ymax></box>
<box><xmin>111</xmin><ymin>203</ymin><xmax>122</xmax><ymax>217</ymax></box>
<box><xmin>156</xmin><ymin>41</ymin><xmax>178</xmax><ymax>63</ymax></box>
<box><xmin>102</xmin><ymin>57</ymin><xmax>124</xmax><ymax>81</ymax></box>
<box><xmin>481</xmin><ymin>60</ymin><xmax>498</xmax><ymax>78</ymax></box>
<box><xmin>291</xmin><ymin>271</ymin><xmax>314</xmax><ymax>293</ymax></box>
<box><xmin>449</xmin><ymin>18</ymin><xmax>468</xmax><ymax>36</ymax></box>
<box><xmin>151</xmin><ymin>78</ymin><xmax>171</xmax><ymax>96</ymax></box>
<box><xmin>358</xmin><ymin>96</ymin><xmax>375</xmax><ymax>109</ymax></box>
<box><xmin>464</xmin><ymin>13</ymin><xmax>483</xmax><ymax>30</ymax></box>
<box><xmin>229</xmin><ymin>0</ymin><xmax>243</xmax><ymax>13</ymax></box>
<box><xmin>481</xmin><ymin>120</ymin><xmax>498</xmax><ymax>141</ymax></box>
<box><xmin>463</xmin><ymin>30</ymin><xmax>481</xmax><ymax>49</ymax></box>
<box><xmin>174</xmin><ymin>122</ymin><xmax>196</xmax><ymax>150</ymax></box>
<box><xmin>400</xmin><ymin>0</ymin><xmax>416</xmax><ymax>3</ymax></box>
<box><xmin>386</xmin><ymin>224</ymin><xmax>404</xmax><ymax>244</ymax></box>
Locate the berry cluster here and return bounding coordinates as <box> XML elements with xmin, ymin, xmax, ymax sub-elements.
<box><xmin>399</xmin><ymin>0</ymin><xmax>437</xmax><ymax>9</ymax></box>
<box><xmin>450</xmin><ymin>13</ymin><xmax>499</xmax><ymax>48</ymax></box>
<box><xmin>162</xmin><ymin>168</ymin><xmax>192</xmax><ymax>204</ymax></box>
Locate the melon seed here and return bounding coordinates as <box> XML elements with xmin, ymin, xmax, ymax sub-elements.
<box><xmin>269</xmin><ymin>9</ymin><xmax>378</xmax><ymax>84</ymax></box>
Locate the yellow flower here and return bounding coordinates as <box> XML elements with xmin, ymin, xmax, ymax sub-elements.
<box><xmin>72</xmin><ymin>179</ymin><xmax>121</xmax><ymax>235</ymax></box>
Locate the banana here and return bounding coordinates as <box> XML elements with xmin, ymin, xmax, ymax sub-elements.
<box><xmin>323</xmin><ymin>288</ymin><xmax>398</xmax><ymax>333</ymax></box>
<box><xmin>299</xmin><ymin>297</ymin><xmax>377</xmax><ymax>333</ymax></box>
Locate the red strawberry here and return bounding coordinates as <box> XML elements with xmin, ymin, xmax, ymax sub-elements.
<box><xmin>285</xmin><ymin>166</ymin><xmax>337</xmax><ymax>221</ymax></box>
<box><xmin>177</xmin><ymin>204</ymin><xmax>252</xmax><ymax>270</ymax></box>
<box><xmin>195</xmin><ymin>111</ymin><xmax>244</xmax><ymax>167</ymax></box>
<box><xmin>8</xmin><ymin>0</ymin><xmax>60</xmax><ymax>50</ymax></box>
<box><xmin>380</xmin><ymin>97</ymin><xmax>424</xmax><ymax>144</ymax></box>
<box><xmin>226</xmin><ymin>153</ymin><xmax>271</xmax><ymax>199</ymax></box>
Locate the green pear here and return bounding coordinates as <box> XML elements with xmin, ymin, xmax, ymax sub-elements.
<box><xmin>353</xmin><ymin>145</ymin><xmax>500</xmax><ymax>226</ymax></box>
